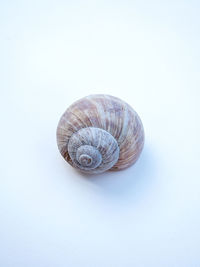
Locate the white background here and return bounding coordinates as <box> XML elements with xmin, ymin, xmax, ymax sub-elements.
<box><xmin>0</xmin><ymin>1</ymin><xmax>200</xmax><ymax>266</ymax></box>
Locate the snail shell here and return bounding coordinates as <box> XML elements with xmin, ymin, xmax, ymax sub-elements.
<box><xmin>56</xmin><ymin>94</ymin><xmax>144</xmax><ymax>174</ymax></box>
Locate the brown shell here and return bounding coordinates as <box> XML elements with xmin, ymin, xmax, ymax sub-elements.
<box><xmin>56</xmin><ymin>94</ymin><xmax>144</xmax><ymax>173</ymax></box>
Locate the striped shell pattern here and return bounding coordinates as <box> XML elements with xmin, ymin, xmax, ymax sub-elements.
<box><xmin>56</xmin><ymin>94</ymin><xmax>144</xmax><ymax>174</ymax></box>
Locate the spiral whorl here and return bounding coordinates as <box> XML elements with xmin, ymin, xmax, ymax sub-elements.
<box><xmin>67</xmin><ymin>127</ymin><xmax>119</xmax><ymax>174</ymax></box>
<box><xmin>76</xmin><ymin>145</ymin><xmax>102</xmax><ymax>168</ymax></box>
<box><xmin>57</xmin><ymin>94</ymin><xmax>144</xmax><ymax>174</ymax></box>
